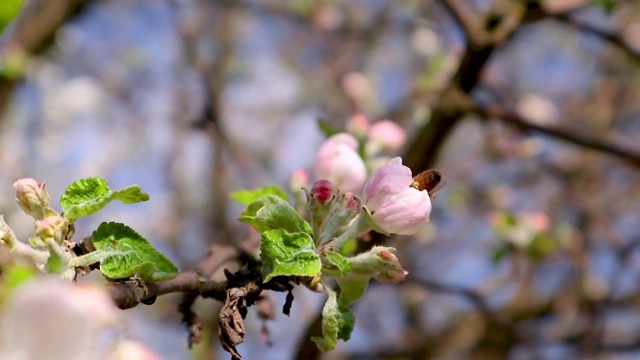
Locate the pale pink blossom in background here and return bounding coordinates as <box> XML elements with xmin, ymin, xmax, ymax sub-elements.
<box><xmin>345</xmin><ymin>112</ymin><xmax>370</xmax><ymax>139</ymax></box>
<box><xmin>289</xmin><ymin>169</ymin><xmax>309</xmax><ymax>192</ymax></box>
<box><xmin>314</xmin><ymin>133</ymin><xmax>366</xmax><ymax>194</ymax></box>
<box><xmin>362</xmin><ymin>157</ymin><xmax>431</xmax><ymax>235</ymax></box>
<box><xmin>108</xmin><ymin>340</ymin><xmax>162</xmax><ymax>360</ymax></box>
<box><xmin>0</xmin><ymin>277</ymin><xmax>122</xmax><ymax>360</ymax></box>
<box><xmin>367</xmin><ymin>120</ymin><xmax>407</xmax><ymax>155</ymax></box>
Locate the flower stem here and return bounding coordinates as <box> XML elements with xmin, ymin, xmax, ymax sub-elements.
<box><xmin>331</xmin><ymin>213</ymin><xmax>372</xmax><ymax>253</ymax></box>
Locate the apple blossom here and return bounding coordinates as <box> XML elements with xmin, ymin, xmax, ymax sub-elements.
<box><xmin>13</xmin><ymin>178</ymin><xmax>51</xmax><ymax>220</ymax></box>
<box><xmin>362</xmin><ymin>157</ymin><xmax>431</xmax><ymax>235</ymax></box>
<box><xmin>0</xmin><ymin>277</ymin><xmax>121</xmax><ymax>360</ymax></box>
<box><xmin>366</xmin><ymin>120</ymin><xmax>407</xmax><ymax>155</ymax></box>
<box><xmin>314</xmin><ymin>133</ymin><xmax>366</xmax><ymax>194</ymax></box>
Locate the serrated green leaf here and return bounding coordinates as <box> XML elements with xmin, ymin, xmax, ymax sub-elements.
<box><xmin>60</xmin><ymin>177</ymin><xmax>149</xmax><ymax>221</ymax></box>
<box><xmin>230</xmin><ymin>185</ymin><xmax>288</xmax><ymax>206</ymax></box>
<box><xmin>311</xmin><ymin>289</ymin><xmax>355</xmax><ymax>351</ymax></box>
<box><xmin>239</xmin><ymin>195</ymin><xmax>311</xmax><ymax>234</ymax></box>
<box><xmin>91</xmin><ymin>222</ymin><xmax>178</xmax><ymax>281</ymax></box>
<box><xmin>260</xmin><ymin>229</ymin><xmax>321</xmax><ymax>283</ymax></box>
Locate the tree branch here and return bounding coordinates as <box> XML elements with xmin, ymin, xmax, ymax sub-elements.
<box><xmin>108</xmin><ymin>244</ymin><xmax>239</xmax><ymax>309</ymax></box>
<box><xmin>0</xmin><ymin>0</ymin><xmax>88</xmax><ymax>117</ymax></box>
<box><xmin>473</xmin><ymin>103</ymin><xmax>640</xmax><ymax>167</ymax></box>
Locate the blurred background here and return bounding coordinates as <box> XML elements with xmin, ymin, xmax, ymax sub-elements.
<box><xmin>2</xmin><ymin>0</ymin><xmax>640</xmax><ymax>359</ymax></box>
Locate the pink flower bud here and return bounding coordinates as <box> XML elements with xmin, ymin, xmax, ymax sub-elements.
<box><xmin>35</xmin><ymin>215</ymin><xmax>69</xmax><ymax>244</ymax></box>
<box><xmin>310</xmin><ymin>179</ymin><xmax>334</xmax><ymax>204</ymax></box>
<box><xmin>314</xmin><ymin>133</ymin><xmax>366</xmax><ymax>194</ymax></box>
<box><xmin>13</xmin><ymin>178</ymin><xmax>50</xmax><ymax>220</ymax></box>
<box><xmin>362</xmin><ymin>157</ymin><xmax>431</xmax><ymax>235</ymax></box>
<box><xmin>346</xmin><ymin>113</ymin><xmax>370</xmax><ymax>140</ymax></box>
<box><xmin>373</xmin><ymin>248</ymin><xmax>408</xmax><ymax>283</ymax></box>
<box><xmin>367</xmin><ymin>120</ymin><xmax>407</xmax><ymax>155</ymax></box>
<box><xmin>347</xmin><ymin>246</ymin><xmax>408</xmax><ymax>283</ymax></box>
<box><xmin>289</xmin><ymin>169</ymin><xmax>309</xmax><ymax>192</ymax></box>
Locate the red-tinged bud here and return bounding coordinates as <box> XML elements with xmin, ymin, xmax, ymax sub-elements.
<box><xmin>344</xmin><ymin>192</ymin><xmax>360</xmax><ymax>212</ymax></box>
<box><xmin>374</xmin><ymin>248</ymin><xmax>408</xmax><ymax>283</ymax></box>
<box><xmin>345</xmin><ymin>246</ymin><xmax>408</xmax><ymax>284</ymax></box>
<box><xmin>310</xmin><ymin>179</ymin><xmax>334</xmax><ymax>204</ymax></box>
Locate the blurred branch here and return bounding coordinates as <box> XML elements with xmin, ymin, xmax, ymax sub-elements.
<box><xmin>537</xmin><ymin>3</ymin><xmax>640</xmax><ymax>62</ymax></box>
<box><xmin>473</xmin><ymin>103</ymin><xmax>640</xmax><ymax>167</ymax></box>
<box><xmin>0</xmin><ymin>0</ymin><xmax>87</xmax><ymax>117</ymax></box>
<box><xmin>404</xmin><ymin>1</ymin><xmax>528</xmax><ymax>171</ymax></box>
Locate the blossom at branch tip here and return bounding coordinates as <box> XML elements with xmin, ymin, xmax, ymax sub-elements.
<box><xmin>13</xmin><ymin>178</ymin><xmax>51</xmax><ymax>220</ymax></box>
<box><xmin>362</xmin><ymin>157</ymin><xmax>431</xmax><ymax>235</ymax></box>
<box><xmin>314</xmin><ymin>133</ymin><xmax>366</xmax><ymax>194</ymax></box>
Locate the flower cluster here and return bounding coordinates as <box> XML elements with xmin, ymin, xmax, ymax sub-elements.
<box><xmin>299</xmin><ymin>114</ymin><xmax>431</xmax><ymax>240</ymax></box>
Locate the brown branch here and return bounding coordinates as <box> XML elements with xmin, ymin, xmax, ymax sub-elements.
<box><xmin>0</xmin><ymin>0</ymin><xmax>88</xmax><ymax>117</ymax></box>
<box><xmin>539</xmin><ymin>3</ymin><xmax>640</xmax><ymax>63</ymax></box>
<box><xmin>473</xmin><ymin>103</ymin><xmax>640</xmax><ymax>167</ymax></box>
<box><xmin>108</xmin><ymin>244</ymin><xmax>239</xmax><ymax>309</ymax></box>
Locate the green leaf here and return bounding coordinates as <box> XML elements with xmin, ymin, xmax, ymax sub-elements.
<box><xmin>4</xmin><ymin>264</ymin><xmax>35</xmax><ymax>291</ymax></box>
<box><xmin>336</xmin><ymin>276</ymin><xmax>369</xmax><ymax>307</ymax></box>
<box><xmin>0</xmin><ymin>0</ymin><xmax>22</xmax><ymax>33</ymax></box>
<box><xmin>239</xmin><ymin>195</ymin><xmax>311</xmax><ymax>234</ymax></box>
<box><xmin>591</xmin><ymin>0</ymin><xmax>616</xmax><ymax>13</ymax></box>
<box><xmin>91</xmin><ymin>222</ymin><xmax>178</xmax><ymax>281</ymax></box>
<box><xmin>322</xmin><ymin>252</ymin><xmax>351</xmax><ymax>275</ymax></box>
<box><xmin>260</xmin><ymin>229</ymin><xmax>321</xmax><ymax>283</ymax></box>
<box><xmin>311</xmin><ymin>289</ymin><xmax>356</xmax><ymax>351</ymax></box>
<box><xmin>60</xmin><ymin>177</ymin><xmax>149</xmax><ymax>221</ymax></box>
<box><xmin>317</xmin><ymin>118</ymin><xmax>340</xmax><ymax>138</ymax></box>
<box><xmin>231</xmin><ymin>185</ymin><xmax>287</xmax><ymax>206</ymax></box>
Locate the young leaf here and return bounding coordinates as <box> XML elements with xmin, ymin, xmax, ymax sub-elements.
<box><xmin>321</xmin><ymin>252</ymin><xmax>351</xmax><ymax>276</ymax></box>
<box><xmin>230</xmin><ymin>185</ymin><xmax>288</xmax><ymax>206</ymax></box>
<box><xmin>311</xmin><ymin>289</ymin><xmax>356</xmax><ymax>351</ymax></box>
<box><xmin>91</xmin><ymin>222</ymin><xmax>178</xmax><ymax>281</ymax></box>
<box><xmin>336</xmin><ymin>277</ymin><xmax>369</xmax><ymax>307</ymax></box>
<box><xmin>239</xmin><ymin>195</ymin><xmax>311</xmax><ymax>234</ymax></box>
<box><xmin>60</xmin><ymin>177</ymin><xmax>149</xmax><ymax>222</ymax></box>
<box><xmin>260</xmin><ymin>229</ymin><xmax>321</xmax><ymax>283</ymax></box>
<box><xmin>317</xmin><ymin>118</ymin><xmax>340</xmax><ymax>137</ymax></box>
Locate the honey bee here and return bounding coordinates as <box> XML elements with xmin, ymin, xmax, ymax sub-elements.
<box><xmin>411</xmin><ymin>169</ymin><xmax>445</xmax><ymax>199</ymax></box>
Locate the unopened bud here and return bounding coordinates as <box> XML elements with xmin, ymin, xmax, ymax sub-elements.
<box><xmin>13</xmin><ymin>178</ymin><xmax>51</xmax><ymax>220</ymax></box>
<box><xmin>35</xmin><ymin>215</ymin><xmax>69</xmax><ymax>244</ymax></box>
<box><xmin>348</xmin><ymin>246</ymin><xmax>408</xmax><ymax>283</ymax></box>
<box><xmin>310</xmin><ymin>179</ymin><xmax>334</xmax><ymax>204</ymax></box>
<box><xmin>289</xmin><ymin>169</ymin><xmax>309</xmax><ymax>193</ymax></box>
<box><xmin>366</xmin><ymin>120</ymin><xmax>407</xmax><ymax>155</ymax></box>
<box><xmin>306</xmin><ymin>180</ymin><xmax>336</xmax><ymax>242</ymax></box>
<box><xmin>346</xmin><ymin>113</ymin><xmax>370</xmax><ymax>140</ymax></box>
<box><xmin>373</xmin><ymin>248</ymin><xmax>408</xmax><ymax>283</ymax></box>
